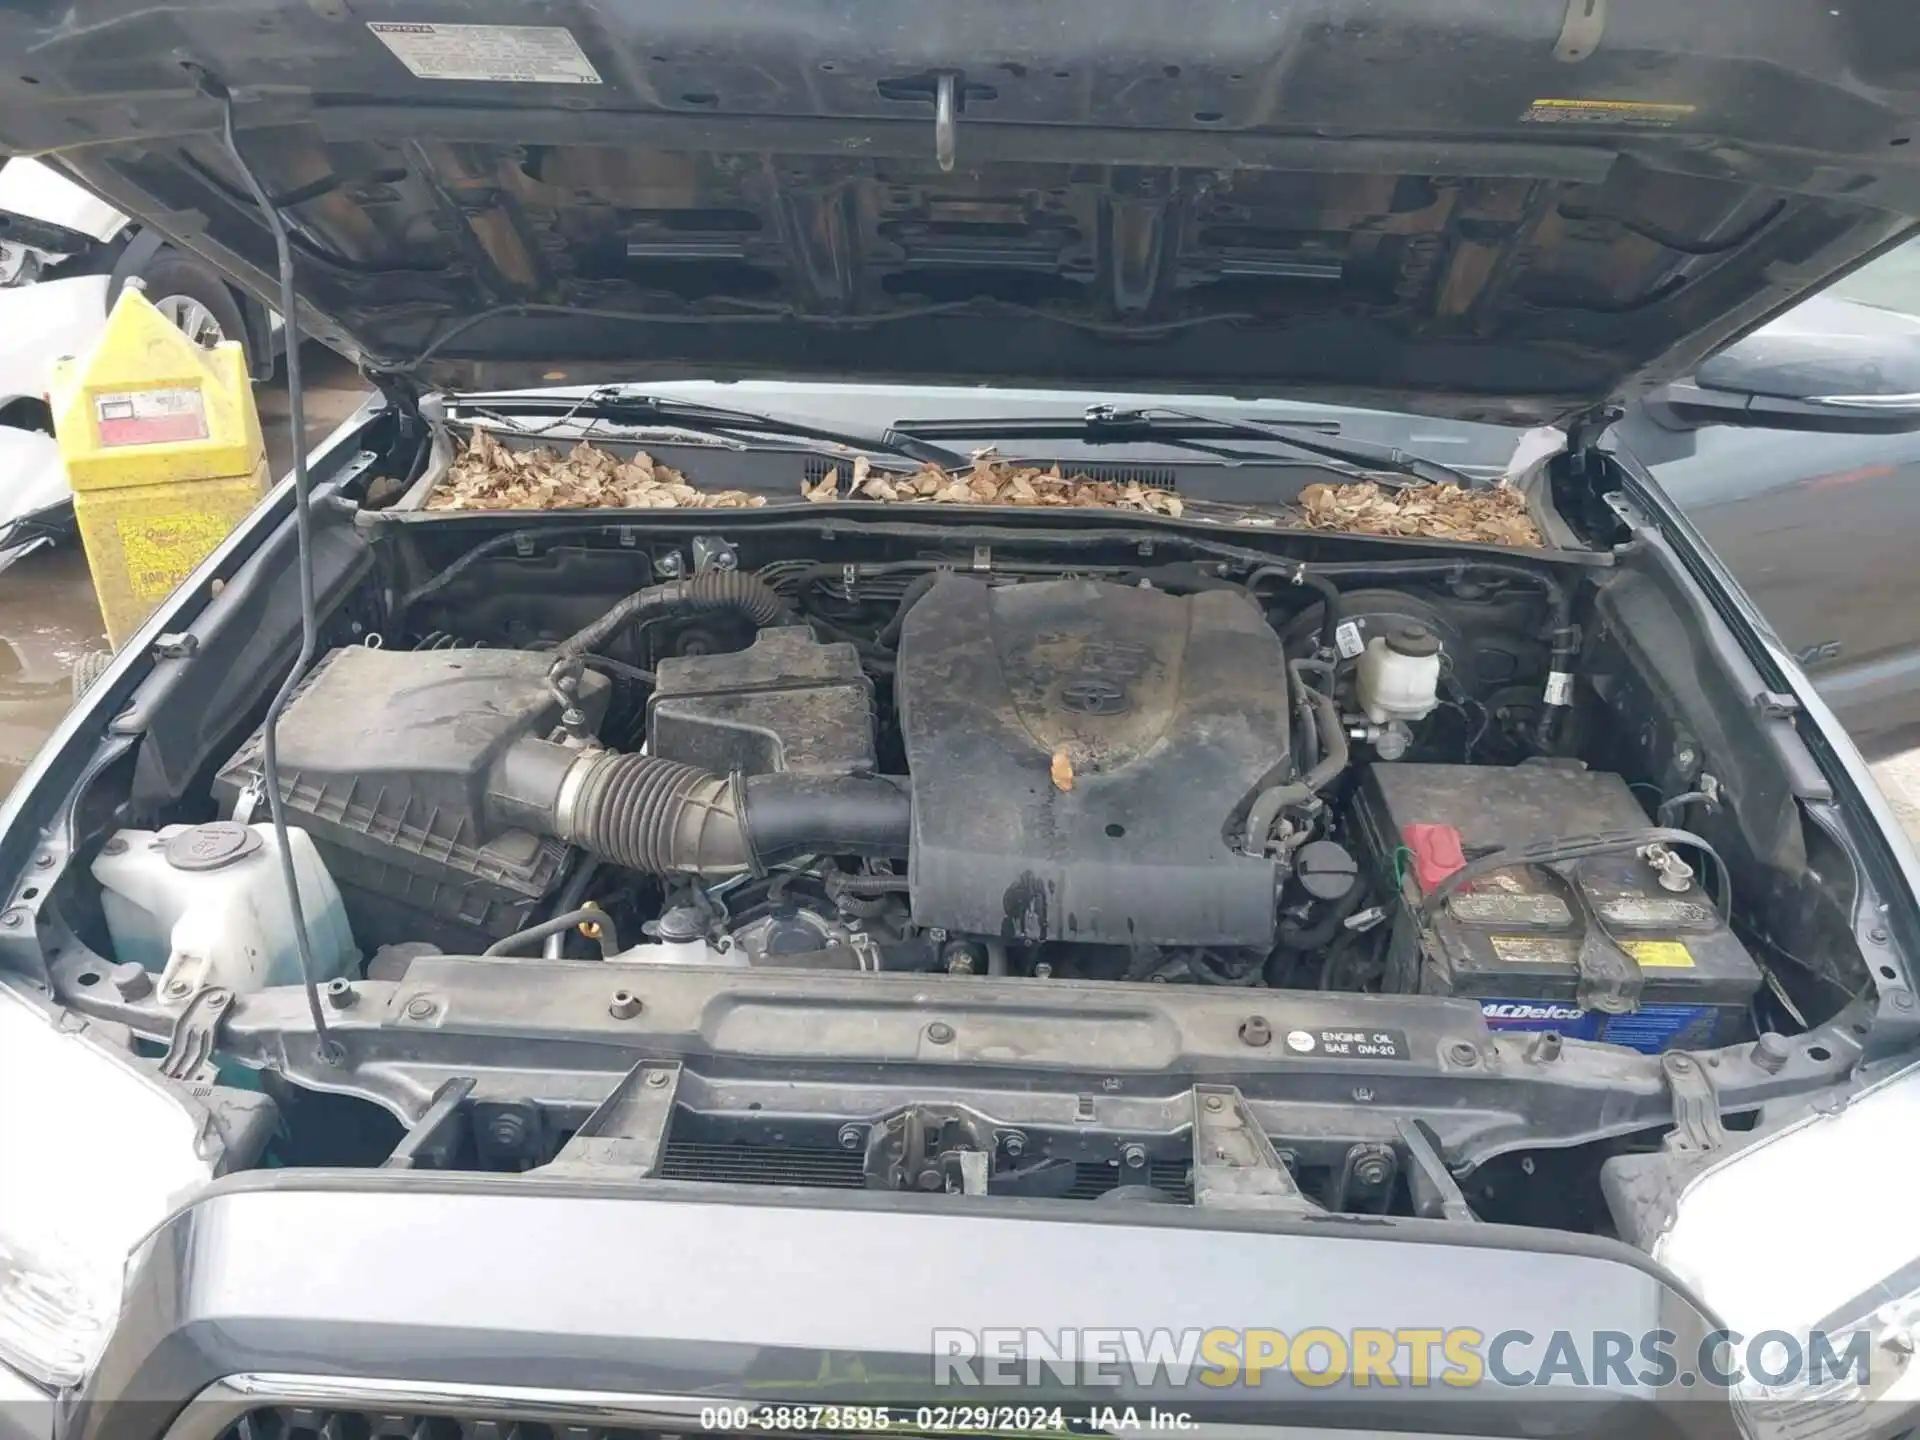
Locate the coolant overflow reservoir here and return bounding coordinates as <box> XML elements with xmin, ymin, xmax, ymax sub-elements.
<box><xmin>1356</xmin><ymin>622</ymin><xmax>1443</xmax><ymax>725</ymax></box>
<box><xmin>92</xmin><ymin>822</ymin><xmax>357</xmax><ymax>996</ymax></box>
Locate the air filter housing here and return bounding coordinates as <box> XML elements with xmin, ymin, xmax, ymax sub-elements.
<box><xmin>214</xmin><ymin>645</ymin><xmax>609</xmax><ymax>945</ymax></box>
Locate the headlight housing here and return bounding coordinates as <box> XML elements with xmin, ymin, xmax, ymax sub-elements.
<box><xmin>1658</xmin><ymin>1057</ymin><xmax>1920</xmax><ymax>1440</ymax></box>
<box><xmin>0</xmin><ymin>981</ymin><xmax>214</xmax><ymax>1388</ymax></box>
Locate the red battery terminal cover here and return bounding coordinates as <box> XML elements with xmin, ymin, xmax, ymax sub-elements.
<box><xmin>1401</xmin><ymin>822</ymin><xmax>1467</xmax><ymax>893</ymax></box>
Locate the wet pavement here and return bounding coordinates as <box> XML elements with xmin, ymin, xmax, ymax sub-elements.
<box><xmin>0</xmin><ymin>344</ymin><xmax>366</xmax><ymax>794</ymax></box>
<box><xmin>0</xmin><ymin>547</ymin><xmax>101</xmax><ymax>793</ymax></box>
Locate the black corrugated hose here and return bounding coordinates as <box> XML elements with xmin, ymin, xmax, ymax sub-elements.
<box><xmin>554</xmin><ymin>570</ymin><xmax>791</xmax><ymax>661</ymax></box>
<box><xmin>534</xmin><ymin>749</ymin><xmax>911</xmax><ymax>876</ymax></box>
<box><xmin>824</xmin><ymin>863</ymin><xmax>910</xmax><ymax>918</ymax></box>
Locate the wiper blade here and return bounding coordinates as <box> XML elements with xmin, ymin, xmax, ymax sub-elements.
<box><xmin>453</xmin><ymin>388</ymin><xmax>970</xmax><ymax>471</ymax></box>
<box><xmin>892</xmin><ymin>404</ymin><xmax>1483</xmax><ymax>488</ymax></box>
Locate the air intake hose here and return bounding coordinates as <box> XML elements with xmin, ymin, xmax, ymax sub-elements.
<box><xmin>497</xmin><ymin>742</ymin><xmax>910</xmax><ymax>876</ymax></box>
<box><xmin>554</xmin><ymin>570</ymin><xmax>791</xmax><ymax>661</ymax></box>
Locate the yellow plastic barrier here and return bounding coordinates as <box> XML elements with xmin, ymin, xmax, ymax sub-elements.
<box><xmin>50</xmin><ymin>277</ymin><xmax>266</xmax><ymax>648</ymax></box>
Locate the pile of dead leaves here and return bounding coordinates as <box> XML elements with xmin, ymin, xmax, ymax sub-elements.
<box><xmin>1296</xmin><ymin>479</ymin><xmax>1542</xmax><ymax>547</ymax></box>
<box><xmin>430</xmin><ymin>430</ymin><xmax>1542</xmax><ymax>548</ymax></box>
<box><xmin>802</xmin><ymin>452</ymin><xmax>1185</xmax><ymax>517</ymax></box>
<box><xmin>427</xmin><ymin>428</ymin><xmax>768</xmax><ymax>511</ymax></box>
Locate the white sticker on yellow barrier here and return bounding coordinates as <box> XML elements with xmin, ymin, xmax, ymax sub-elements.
<box><xmin>95</xmin><ymin>388</ymin><xmax>207</xmax><ymax>447</ymax></box>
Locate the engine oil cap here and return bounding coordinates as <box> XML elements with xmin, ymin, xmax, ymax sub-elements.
<box><xmin>1386</xmin><ymin>622</ymin><xmax>1441</xmax><ymax>658</ymax></box>
<box><xmin>163</xmin><ymin>821</ymin><xmax>262</xmax><ymax>872</ymax></box>
<box><xmin>1296</xmin><ymin>839</ymin><xmax>1360</xmax><ymax>901</ymax></box>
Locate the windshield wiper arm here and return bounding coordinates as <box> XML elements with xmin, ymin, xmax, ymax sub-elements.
<box><xmin>892</xmin><ymin>404</ymin><xmax>1483</xmax><ymax>488</ymax></box>
<box><xmin>454</xmin><ymin>388</ymin><xmax>970</xmax><ymax>470</ymax></box>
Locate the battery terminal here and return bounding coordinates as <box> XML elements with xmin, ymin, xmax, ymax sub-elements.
<box><xmin>1638</xmin><ymin>842</ymin><xmax>1696</xmax><ymax>893</ymax></box>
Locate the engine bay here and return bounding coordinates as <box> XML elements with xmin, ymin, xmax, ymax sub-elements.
<box><xmin>197</xmin><ymin>560</ymin><xmax>1760</xmax><ymax>1034</ymax></box>
<box><xmin>24</xmin><ymin>479</ymin><xmax>1898</xmax><ymax>1238</ymax></box>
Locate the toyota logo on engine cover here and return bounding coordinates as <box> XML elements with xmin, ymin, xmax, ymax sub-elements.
<box><xmin>1059</xmin><ymin>678</ymin><xmax>1130</xmax><ymax>715</ymax></box>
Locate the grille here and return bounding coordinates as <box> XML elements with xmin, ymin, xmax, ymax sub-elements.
<box><xmin>224</xmin><ymin>1411</ymin><xmax>682</xmax><ymax>1440</ymax></box>
<box><xmin>657</xmin><ymin>1140</ymin><xmax>865</xmax><ymax>1188</ymax></box>
<box><xmin>800</xmin><ymin>457</ymin><xmax>1178</xmax><ymax>491</ymax></box>
<box><xmin>655</xmin><ymin>1138</ymin><xmax>1192</xmax><ymax>1201</ymax></box>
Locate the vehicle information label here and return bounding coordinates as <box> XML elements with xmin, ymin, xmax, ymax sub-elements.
<box><xmin>1334</xmin><ymin>619</ymin><xmax>1366</xmax><ymax>659</ymax></box>
<box><xmin>1287</xmin><ymin>1026</ymin><xmax>1408</xmax><ymax>1060</ymax></box>
<box><xmin>95</xmin><ymin>387</ymin><xmax>207</xmax><ymax>447</ymax></box>
<box><xmin>368</xmin><ymin>22</ymin><xmax>603</xmax><ymax>84</ymax></box>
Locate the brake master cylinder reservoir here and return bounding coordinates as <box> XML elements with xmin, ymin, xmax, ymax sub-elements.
<box><xmin>92</xmin><ymin>822</ymin><xmax>356</xmax><ymax>996</ymax></box>
<box><xmin>1356</xmin><ymin>622</ymin><xmax>1443</xmax><ymax>724</ymax></box>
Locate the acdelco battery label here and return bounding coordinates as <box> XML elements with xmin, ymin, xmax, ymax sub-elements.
<box><xmin>95</xmin><ymin>388</ymin><xmax>208</xmax><ymax>447</ymax></box>
<box><xmin>1481</xmin><ymin>1000</ymin><xmax>1596</xmax><ymax>1035</ymax></box>
<box><xmin>1479</xmin><ymin>999</ymin><xmax>1717</xmax><ymax>1054</ymax></box>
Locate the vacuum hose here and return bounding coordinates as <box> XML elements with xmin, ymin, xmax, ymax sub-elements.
<box><xmin>554</xmin><ymin>570</ymin><xmax>791</xmax><ymax>661</ymax></box>
<box><xmin>498</xmin><ymin>742</ymin><xmax>911</xmax><ymax>876</ymax></box>
<box><xmin>1241</xmin><ymin>666</ymin><xmax>1351</xmax><ymax>853</ymax></box>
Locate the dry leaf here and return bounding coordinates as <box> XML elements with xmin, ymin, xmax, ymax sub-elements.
<box><xmin>804</xmin><ymin>466</ymin><xmax>841</xmax><ymax>503</ymax></box>
<box><xmin>433</xmin><ymin>425</ymin><xmax>1539</xmax><ymax>545</ymax></box>
<box><xmin>430</xmin><ymin>428</ymin><xmax>768</xmax><ymax>511</ymax></box>
<box><xmin>1051</xmin><ymin>747</ymin><xmax>1074</xmax><ymax>792</ymax></box>
<box><xmin>804</xmin><ymin>453</ymin><xmax>1201</xmax><ymax>519</ymax></box>
<box><xmin>1296</xmin><ymin>479</ymin><xmax>1542</xmax><ymax>547</ymax></box>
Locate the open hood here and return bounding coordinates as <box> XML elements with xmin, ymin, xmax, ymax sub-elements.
<box><xmin>3</xmin><ymin>0</ymin><xmax>1919</xmax><ymax>423</ymax></box>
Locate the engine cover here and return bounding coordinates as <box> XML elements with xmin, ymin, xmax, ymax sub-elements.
<box><xmin>897</xmin><ymin>576</ymin><xmax>1290</xmax><ymax>947</ymax></box>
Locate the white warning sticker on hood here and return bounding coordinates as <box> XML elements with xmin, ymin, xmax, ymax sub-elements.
<box><xmin>367</xmin><ymin>22</ymin><xmax>602</xmax><ymax>84</ymax></box>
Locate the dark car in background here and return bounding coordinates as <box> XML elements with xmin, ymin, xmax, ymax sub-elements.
<box><xmin>1626</xmin><ymin>242</ymin><xmax>1920</xmax><ymax>758</ymax></box>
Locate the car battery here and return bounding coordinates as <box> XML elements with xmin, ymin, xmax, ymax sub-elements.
<box><xmin>1350</xmin><ymin>761</ymin><xmax>1762</xmax><ymax>1053</ymax></box>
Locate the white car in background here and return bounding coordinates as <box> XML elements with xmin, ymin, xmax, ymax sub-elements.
<box><xmin>0</xmin><ymin>157</ymin><xmax>276</xmax><ymax>571</ymax></box>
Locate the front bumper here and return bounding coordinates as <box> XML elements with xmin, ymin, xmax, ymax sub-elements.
<box><xmin>66</xmin><ymin>1176</ymin><xmax>1731</xmax><ymax>1440</ymax></box>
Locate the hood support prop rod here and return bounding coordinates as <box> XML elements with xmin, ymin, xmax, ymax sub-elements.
<box><xmin>204</xmin><ymin>72</ymin><xmax>344</xmax><ymax>1067</ymax></box>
